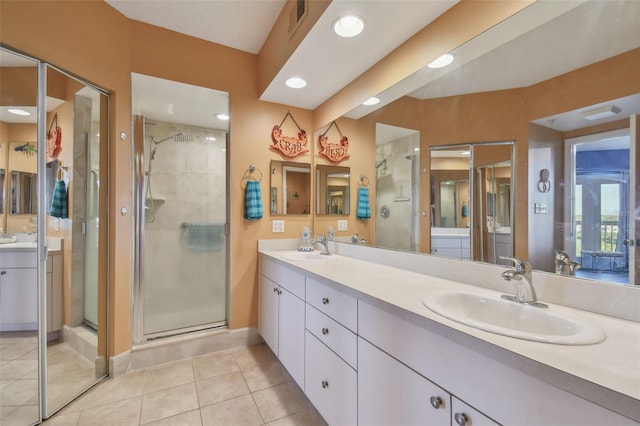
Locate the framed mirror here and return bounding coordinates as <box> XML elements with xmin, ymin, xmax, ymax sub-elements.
<box><xmin>270</xmin><ymin>160</ymin><xmax>311</xmax><ymax>215</ymax></box>
<box><xmin>316</xmin><ymin>165</ymin><xmax>350</xmax><ymax>215</ymax></box>
<box><xmin>0</xmin><ymin>168</ymin><xmax>4</xmax><ymax>214</ymax></box>
<box><xmin>9</xmin><ymin>170</ymin><xmax>37</xmax><ymax>214</ymax></box>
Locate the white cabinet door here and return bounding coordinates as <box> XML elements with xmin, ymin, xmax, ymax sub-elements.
<box><xmin>305</xmin><ymin>331</ymin><xmax>357</xmax><ymax>426</ymax></box>
<box><xmin>278</xmin><ymin>287</ymin><xmax>305</xmax><ymax>389</ymax></box>
<box><xmin>0</xmin><ymin>268</ymin><xmax>38</xmax><ymax>331</ymax></box>
<box><xmin>259</xmin><ymin>276</ymin><xmax>279</xmax><ymax>355</ymax></box>
<box><xmin>451</xmin><ymin>397</ymin><xmax>500</xmax><ymax>426</ymax></box>
<box><xmin>358</xmin><ymin>337</ymin><xmax>450</xmax><ymax>426</ymax></box>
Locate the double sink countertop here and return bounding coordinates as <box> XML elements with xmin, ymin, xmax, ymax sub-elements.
<box><xmin>259</xmin><ymin>247</ymin><xmax>640</xmax><ymax>422</ymax></box>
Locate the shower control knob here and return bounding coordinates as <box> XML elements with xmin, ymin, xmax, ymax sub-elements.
<box><xmin>0</xmin><ymin>271</ymin><xmax>6</xmax><ymax>275</ymax></box>
<box><xmin>120</xmin><ymin>207</ymin><xmax>128</xmax><ymax>216</ymax></box>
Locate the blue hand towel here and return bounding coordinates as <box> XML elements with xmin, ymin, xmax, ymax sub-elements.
<box><xmin>356</xmin><ymin>187</ymin><xmax>371</xmax><ymax>219</ymax></box>
<box><xmin>49</xmin><ymin>179</ymin><xmax>68</xmax><ymax>219</ymax></box>
<box><xmin>244</xmin><ymin>180</ymin><xmax>263</xmax><ymax>220</ymax></box>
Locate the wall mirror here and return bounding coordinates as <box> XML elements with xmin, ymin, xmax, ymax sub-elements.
<box><xmin>0</xmin><ymin>46</ymin><xmax>40</xmax><ymax>426</ymax></box>
<box><xmin>0</xmin><ymin>168</ymin><xmax>5</xmax><ymax>214</ymax></box>
<box><xmin>316</xmin><ymin>165</ymin><xmax>350</xmax><ymax>215</ymax></box>
<box><xmin>326</xmin><ymin>0</ymin><xmax>639</xmax><ymax>286</ymax></box>
<box><xmin>270</xmin><ymin>160</ymin><xmax>311</xmax><ymax>215</ymax></box>
<box><xmin>10</xmin><ymin>170</ymin><xmax>37</xmax><ymax>214</ymax></box>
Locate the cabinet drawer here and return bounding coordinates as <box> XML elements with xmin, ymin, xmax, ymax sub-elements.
<box><xmin>261</xmin><ymin>256</ymin><xmax>305</xmax><ymax>299</ymax></box>
<box><xmin>306</xmin><ymin>305</ymin><xmax>357</xmax><ymax>369</ymax></box>
<box><xmin>451</xmin><ymin>397</ymin><xmax>499</xmax><ymax>426</ymax></box>
<box><xmin>304</xmin><ymin>331</ymin><xmax>357</xmax><ymax>426</ymax></box>
<box><xmin>0</xmin><ymin>251</ymin><xmax>37</xmax><ymax>268</ymax></box>
<box><xmin>306</xmin><ymin>278</ymin><xmax>357</xmax><ymax>332</ymax></box>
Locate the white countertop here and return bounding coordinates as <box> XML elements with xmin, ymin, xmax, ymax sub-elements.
<box><xmin>0</xmin><ymin>237</ymin><xmax>62</xmax><ymax>253</ymax></box>
<box><xmin>260</xmin><ymin>248</ymin><xmax>640</xmax><ymax>421</ymax></box>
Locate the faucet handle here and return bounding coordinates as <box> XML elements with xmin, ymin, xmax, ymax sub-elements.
<box><xmin>500</xmin><ymin>256</ymin><xmax>531</xmax><ymax>272</ymax></box>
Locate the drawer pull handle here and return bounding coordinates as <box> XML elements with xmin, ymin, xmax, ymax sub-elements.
<box><xmin>273</xmin><ymin>287</ymin><xmax>277</xmax><ymax>293</ymax></box>
<box><xmin>321</xmin><ymin>380</ymin><xmax>329</xmax><ymax>389</ymax></box>
<box><xmin>454</xmin><ymin>412</ymin><xmax>469</xmax><ymax>426</ymax></box>
<box><xmin>322</xmin><ymin>297</ymin><xmax>329</xmax><ymax>305</ymax></box>
<box><xmin>321</xmin><ymin>327</ymin><xmax>329</xmax><ymax>335</ymax></box>
<box><xmin>429</xmin><ymin>396</ymin><xmax>442</xmax><ymax>409</ymax></box>
<box><xmin>0</xmin><ymin>271</ymin><xmax>6</xmax><ymax>275</ymax></box>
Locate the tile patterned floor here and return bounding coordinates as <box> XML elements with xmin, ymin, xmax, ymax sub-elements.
<box><xmin>42</xmin><ymin>344</ymin><xmax>327</xmax><ymax>426</ymax></box>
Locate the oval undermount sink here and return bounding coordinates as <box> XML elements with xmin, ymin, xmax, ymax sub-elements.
<box><xmin>422</xmin><ymin>291</ymin><xmax>605</xmax><ymax>345</ymax></box>
<box><xmin>280</xmin><ymin>251</ymin><xmax>335</xmax><ymax>262</ymax></box>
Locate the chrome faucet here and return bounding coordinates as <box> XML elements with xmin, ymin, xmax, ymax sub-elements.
<box><xmin>500</xmin><ymin>257</ymin><xmax>547</xmax><ymax>308</ymax></box>
<box><xmin>554</xmin><ymin>250</ymin><xmax>580</xmax><ymax>276</ymax></box>
<box><xmin>351</xmin><ymin>233</ymin><xmax>367</xmax><ymax>244</ymax></box>
<box><xmin>312</xmin><ymin>235</ymin><xmax>331</xmax><ymax>255</ymax></box>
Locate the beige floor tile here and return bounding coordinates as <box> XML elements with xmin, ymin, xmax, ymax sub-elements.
<box><xmin>192</xmin><ymin>351</ymin><xmax>238</xmax><ymax>381</ymax></box>
<box><xmin>196</xmin><ymin>370</ymin><xmax>249</xmax><ymax>407</ymax></box>
<box><xmin>0</xmin><ymin>342</ymin><xmax>38</xmax><ymax>360</ymax></box>
<box><xmin>232</xmin><ymin>344</ymin><xmax>277</xmax><ymax>371</ymax></box>
<box><xmin>140</xmin><ymin>382</ymin><xmax>199</xmax><ymax>424</ymax></box>
<box><xmin>144</xmin><ymin>360</ymin><xmax>194</xmax><ymax>394</ymax></box>
<box><xmin>76</xmin><ymin>396</ymin><xmax>142</xmax><ymax>426</ymax></box>
<box><xmin>200</xmin><ymin>394</ymin><xmax>263</xmax><ymax>426</ymax></box>
<box><xmin>83</xmin><ymin>369</ymin><xmax>145</xmax><ymax>408</ymax></box>
<box><xmin>252</xmin><ymin>381</ymin><xmax>311</xmax><ymax>423</ymax></box>
<box><xmin>0</xmin><ymin>379</ymin><xmax>39</xmax><ymax>406</ymax></box>
<box><xmin>144</xmin><ymin>409</ymin><xmax>202</xmax><ymax>426</ymax></box>
<box><xmin>265</xmin><ymin>407</ymin><xmax>327</xmax><ymax>426</ymax></box>
<box><xmin>0</xmin><ymin>359</ymin><xmax>39</xmax><ymax>380</ymax></box>
<box><xmin>0</xmin><ymin>404</ymin><xmax>40</xmax><ymax>426</ymax></box>
<box><xmin>242</xmin><ymin>362</ymin><xmax>291</xmax><ymax>392</ymax></box>
<box><xmin>42</xmin><ymin>410</ymin><xmax>81</xmax><ymax>425</ymax></box>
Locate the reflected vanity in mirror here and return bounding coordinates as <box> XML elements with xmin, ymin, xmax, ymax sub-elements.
<box><xmin>316</xmin><ymin>165</ymin><xmax>350</xmax><ymax>215</ymax></box>
<box><xmin>0</xmin><ymin>169</ymin><xmax>5</xmax><ymax>214</ymax></box>
<box><xmin>270</xmin><ymin>160</ymin><xmax>311</xmax><ymax>215</ymax></box>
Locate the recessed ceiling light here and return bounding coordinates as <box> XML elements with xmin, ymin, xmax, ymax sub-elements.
<box><xmin>8</xmin><ymin>108</ymin><xmax>30</xmax><ymax>116</ymax></box>
<box><xmin>362</xmin><ymin>97</ymin><xmax>380</xmax><ymax>106</ymax></box>
<box><xmin>285</xmin><ymin>77</ymin><xmax>307</xmax><ymax>89</ymax></box>
<box><xmin>428</xmin><ymin>53</ymin><xmax>454</xmax><ymax>69</ymax></box>
<box><xmin>581</xmin><ymin>105</ymin><xmax>620</xmax><ymax>120</ymax></box>
<box><xmin>333</xmin><ymin>15</ymin><xmax>364</xmax><ymax>38</ymax></box>
<box><xmin>216</xmin><ymin>113</ymin><xmax>229</xmax><ymax>120</ymax></box>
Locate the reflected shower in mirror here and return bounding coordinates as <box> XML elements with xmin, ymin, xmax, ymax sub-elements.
<box><xmin>316</xmin><ymin>165</ymin><xmax>350</xmax><ymax>215</ymax></box>
<box><xmin>270</xmin><ymin>160</ymin><xmax>311</xmax><ymax>215</ymax></box>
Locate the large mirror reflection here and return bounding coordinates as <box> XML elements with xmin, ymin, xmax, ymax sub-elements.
<box><xmin>316</xmin><ymin>164</ymin><xmax>350</xmax><ymax>215</ymax></box>
<box><xmin>325</xmin><ymin>0</ymin><xmax>639</xmax><ymax>286</ymax></box>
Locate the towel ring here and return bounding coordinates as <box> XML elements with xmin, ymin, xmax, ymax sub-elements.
<box><xmin>358</xmin><ymin>175</ymin><xmax>369</xmax><ymax>188</ymax></box>
<box><xmin>243</xmin><ymin>165</ymin><xmax>263</xmax><ymax>182</ymax></box>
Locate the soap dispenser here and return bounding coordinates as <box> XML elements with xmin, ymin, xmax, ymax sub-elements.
<box><xmin>298</xmin><ymin>226</ymin><xmax>314</xmax><ymax>252</ymax></box>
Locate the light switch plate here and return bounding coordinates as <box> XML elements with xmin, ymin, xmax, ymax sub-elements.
<box><xmin>534</xmin><ymin>203</ymin><xmax>548</xmax><ymax>214</ymax></box>
<box><xmin>272</xmin><ymin>220</ymin><xmax>285</xmax><ymax>233</ymax></box>
<box><xmin>337</xmin><ymin>220</ymin><xmax>348</xmax><ymax>231</ymax></box>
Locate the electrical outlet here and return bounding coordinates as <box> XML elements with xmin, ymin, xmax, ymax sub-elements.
<box><xmin>272</xmin><ymin>220</ymin><xmax>285</xmax><ymax>233</ymax></box>
<box><xmin>337</xmin><ymin>220</ymin><xmax>348</xmax><ymax>231</ymax></box>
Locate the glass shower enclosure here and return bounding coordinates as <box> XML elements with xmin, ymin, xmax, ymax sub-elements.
<box><xmin>132</xmin><ymin>73</ymin><xmax>229</xmax><ymax>342</ymax></box>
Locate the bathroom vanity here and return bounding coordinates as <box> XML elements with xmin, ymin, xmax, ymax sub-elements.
<box><xmin>0</xmin><ymin>240</ymin><xmax>62</xmax><ymax>333</ymax></box>
<box><xmin>258</xmin><ymin>242</ymin><xmax>639</xmax><ymax>425</ymax></box>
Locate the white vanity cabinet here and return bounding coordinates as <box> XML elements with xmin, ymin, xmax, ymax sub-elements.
<box><xmin>431</xmin><ymin>236</ymin><xmax>470</xmax><ymax>260</ymax></box>
<box><xmin>259</xmin><ymin>257</ymin><xmax>305</xmax><ymax>388</ymax></box>
<box><xmin>0</xmin><ymin>251</ymin><xmax>38</xmax><ymax>331</ymax></box>
<box><xmin>358</xmin><ymin>337</ymin><xmax>451</xmax><ymax>425</ymax></box>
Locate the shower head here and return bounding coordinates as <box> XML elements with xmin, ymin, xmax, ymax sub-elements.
<box><xmin>153</xmin><ymin>132</ymin><xmax>184</xmax><ymax>145</ymax></box>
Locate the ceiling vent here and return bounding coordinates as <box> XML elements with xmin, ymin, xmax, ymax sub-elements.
<box><xmin>288</xmin><ymin>0</ymin><xmax>307</xmax><ymax>38</ymax></box>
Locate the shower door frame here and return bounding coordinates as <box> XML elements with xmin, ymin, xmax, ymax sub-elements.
<box><xmin>132</xmin><ymin>118</ymin><xmax>230</xmax><ymax>343</ymax></box>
